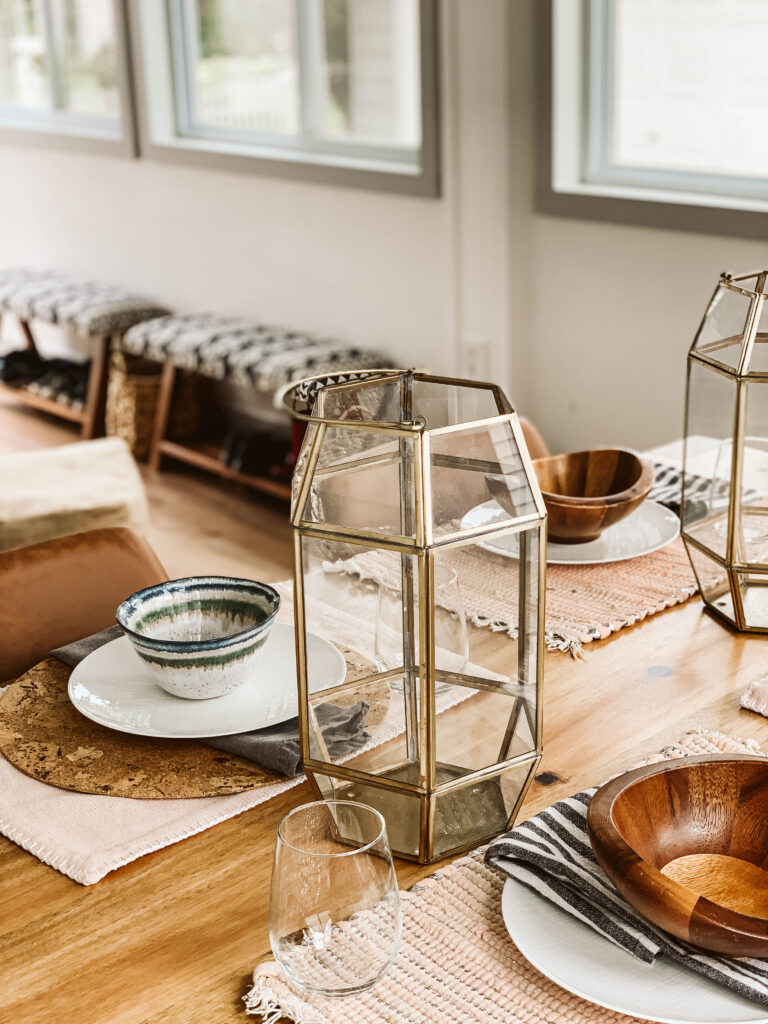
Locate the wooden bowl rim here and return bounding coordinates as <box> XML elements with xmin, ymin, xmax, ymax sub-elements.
<box><xmin>533</xmin><ymin>449</ymin><xmax>655</xmax><ymax>508</ymax></box>
<box><xmin>587</xmin><ymin>754</ymin><xmax>768</xmax><ymax>947</ymax></box>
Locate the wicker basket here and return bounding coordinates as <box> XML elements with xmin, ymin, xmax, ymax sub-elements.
<box><xmin>105</xmin><ymin>351</ymin><xmax>161</xmax><ymax>461</ymax></box>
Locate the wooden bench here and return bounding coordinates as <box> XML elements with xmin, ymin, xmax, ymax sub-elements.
<box><xmin>119</xmin><ymin>312</ymin><xmax>389</xmax><ymax>500</ymax></box>
<box><xmin>0</xmin><ymin>268</ymin><xmax>169</xmax><ymax>439</ymax></box>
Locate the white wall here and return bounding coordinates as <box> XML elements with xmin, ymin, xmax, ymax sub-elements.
<box><xmin>523</xmin><ymin>217</ymin><xmax>768</xmax><ymax>454</ymax></box>
<box><xmin>0</xmin><ymin>147</ymin><xmax>454</xmax><ymax>370</ymax></box>
<box><xmin>505</xmin><ymin>1</ymin><xmax>768</xmax><ymax>455</ymax></box>
<box><xmin>0</xmin><ymin>0</ymin><xmax>765</xmax><ymax>454</ymax></box>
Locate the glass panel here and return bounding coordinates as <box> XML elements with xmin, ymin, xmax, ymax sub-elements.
<box><xmin>691</xmin><ymin>285</ymin><xmax>753</xmax><ymax>372</ymax></box>
<box><xmin>299</xmin><ymin>536</ymin><xmax>421</xmax><ymax>779</ymax></box>
<box><xmin>315</xmin><ymin>776</ymin><xmax>423</xmax><ymax>858</ymax></box>
<box><xmin>682</xmin><ymin>362</ymin><xmax>737</xmax><ymax>558</ymax></box>
<box><xmin>685</xmin><ymin>543</ymin><xmax>735</xmax><ymax>624</ymax></box>
<box><xmin>291</xmin><ymin>420</ymin><xmax>318</xmax><ymax>518</ymax></box>
<box><xmin>411</xmin><ymin>379</ymin><xmax>500</xmax><ymax>430</ymax></box>
<box><xmin>749</xmin><ymin>297</ymin><xmax>768</xmax><ymax>375</ymax></box>
<box><xmin>732</xmin><ymin>275</ymin><xmax>760</xmax><ymax>294</ymax></box>
<box><xmin>314</xmin><ymin>374</ymin><xmax>404</xmax><ymax>425</ymax></box>
<box><xmin>301</xmin><ymin>426</ymin><xmax>416</xmax><ymax>538</ymax></box>
<box><xmin>317</xmin><ymin>0</ymin><xmax>420</xmax><ymax>147</ymax></box>
<box><xmin>432</xmin><ymin>761</ymin><xmax>535</xmax><ymax>859</ymax></box>
<box><xmin>735</xmin><ymin>571</ymin><xmax>768</xmax><ymax>630</ymax></box>
<box><xmin>432</xmin><ymin>530</ymin><xmax>540</xmax><ymax>774</ymax></box>
<box><xmin>430</xmin><ymin>418</ymin><xmax>538</xmax><ymax>536</ymax></box>
<box><xmin>0</xmin><ymin>0</ymin><xmax>48</xmax><ymax>109</ymax></box>
<box><xmin>184</xmin><ymin>0</ymin><xmax>300</xmax><ymax>135</ymax></box>
<box><xmin>735</xmin><ymin>385</ymin><xmax>768</xmax><ymax>566</ymax></box>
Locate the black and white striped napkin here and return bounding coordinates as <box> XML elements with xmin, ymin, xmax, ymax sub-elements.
<box><xmin>650</xmin><ymin>461</ymin><xmax>761</xmax><ymax>519</ymax></box>
<box><xmin>485</xmin><ymin>787</ymin><xmax>768</xmax><ymax>1006</ymax></box>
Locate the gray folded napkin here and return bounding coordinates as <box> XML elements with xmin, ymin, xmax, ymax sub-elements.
<box><xmin>50</xmin><ymin>626</ymin><xmax>370</xmax><ymax>777</ymax></box>
<box><xmin>51</xmin><ymin>625</ymin><xmax>124</xmax><ymax>667</ymax></box>
<box><xmin>485</xmin><ymin>786</ymin><xmax>768</xmax><ymax>1006</ymax></box>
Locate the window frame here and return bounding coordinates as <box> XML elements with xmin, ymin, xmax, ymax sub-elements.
<box><xmin>537</xmin><ymin>0</ymin><xmax>768</xmax><ymax>240</ymax></box>
<box><xmin>0</xmin><ymin>0</ymin><xmax>137</xmax><ymax>157</ymax></box>
<box><xmin>129</xmin><ymin>0</ymin><xmax>441</xmax><ymax>197</ymax></box>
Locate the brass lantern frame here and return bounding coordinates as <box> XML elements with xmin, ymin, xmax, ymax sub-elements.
<box><xmin>683</xmin><ymin>269</ymin><xmax>768</xmax><ymax>632</ymax></box>
<box><xmin>285</xmin><ymin>370</ymin><xmax>546</xmax><ymax>863</ymax></box>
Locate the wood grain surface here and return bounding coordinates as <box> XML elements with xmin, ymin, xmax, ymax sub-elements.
<box><xmin>3</xmin><ymin>395</ymin><xmax>768</xmax><ymax>1020</ymax></box>
<box><xmin>588</xmin><ymin>754</ymin><xmax>768</xmax><ymax>956</ymax></box>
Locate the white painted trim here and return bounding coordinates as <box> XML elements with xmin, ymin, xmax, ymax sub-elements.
<box><xmin>0</xmin><ymin>0</ymin><xmax>137</xmax><ymax>158</ymax></box>
<box><xmin>543</xmin><ymin>0</ymin><xmax>768</xmax><ymax>236</ymax></box>
<box><xmin>129</xmin><ymin>0</ymin><xmax>440</xmax><ymax>196</ymax></box>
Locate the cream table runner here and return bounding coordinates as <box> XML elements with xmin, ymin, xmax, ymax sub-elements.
<box><xmin>245</xmin><ymin>730</ymin><xmax>760</xmax><ymax>1024</ymax></box>
<box><xmin>0</xmin><ymin>581</ymin><xmax>473</xmax><ymax>885</ymax></box>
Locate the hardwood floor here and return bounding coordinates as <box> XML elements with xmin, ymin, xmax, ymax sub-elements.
<box><xmin>0</xmin><ymin>393</ymin><xmax>295</xmax><ymax>582</ymax></box>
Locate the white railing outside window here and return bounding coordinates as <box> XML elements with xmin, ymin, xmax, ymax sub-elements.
<box><xmin>133</xmin><ymin>0</ymin><xmax>438</xmax><ymax>195</ymax></box>
<box><xmin>0</xmin><ymin>0</ymin><xmax>126</xmax><ymax>141</ymax></box>
<box><xmin>0</xmin><ymin>0</ymin><xmax>439</xmax><ymax>193</ymax></box>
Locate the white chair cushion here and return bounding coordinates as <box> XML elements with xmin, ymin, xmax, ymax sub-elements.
<box><xmin>0</xmin><ymin>437</ymin><xmax>150</xmax><ymax>553</ymax></box>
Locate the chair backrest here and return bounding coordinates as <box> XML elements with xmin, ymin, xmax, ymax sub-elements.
<box><xmin>0</xmin><ymin>527</ymin><xmax>167</xmax><ymax>683</ymax></box>
<box><xmin>519</xmin><ymin>417</ymin><xmax>550</xmax><ymax>462</ymax></box>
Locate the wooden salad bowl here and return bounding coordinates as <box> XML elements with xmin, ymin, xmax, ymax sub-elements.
<box><xmin>588</xmin><ymin>755</ymin><xmax>768</xmax><ymax>957</ymax></box>
<box><xmin>531</xmin><ymin>448</ymin><xmax>654</xmax><ymax>544</ymax></box>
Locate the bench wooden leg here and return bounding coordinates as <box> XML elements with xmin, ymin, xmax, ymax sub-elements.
<box><xmin>18</xmin><ymin>317</ymin><xmax>39</xmax><ymax>355</ymax></box>
<box><xmin>81</xmin><ymin>335</ymin><xmax>110</xmax><ymax>440</ymax></box>
<box><xmin>149</xmin><ymin>364</ymin><xmax>176</xmax><ymax>472</ymax></box>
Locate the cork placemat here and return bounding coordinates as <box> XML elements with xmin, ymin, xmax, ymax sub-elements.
<box><xmin>0</xmin><ymin>647</ymin><xmax>387</xmax><ymax>799</ymax></box>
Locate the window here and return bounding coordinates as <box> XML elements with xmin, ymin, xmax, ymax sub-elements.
<box><xmin>0</xmin><ymin>0</ymin><xmax>134</xmax><ymax>151</ymax></box>
<box><xmin>544</xmin><ymin>0</ymin><xmax>768</xmax><ymax>235</ymax></box>
<box><xmin>134</xmin><ymin>0</ymin><xmax>439</xmax><ymax>195</ymax></box>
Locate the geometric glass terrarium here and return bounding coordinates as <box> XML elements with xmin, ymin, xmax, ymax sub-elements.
<box><xmin>283</xmin><ymin>369</ymin><xmax>546</xmax><ymax>863</ymax></box>
<box><xmin>683</xmin><ymin>270</ymin><xmax>768</xmax><ymax>631</ymax></box>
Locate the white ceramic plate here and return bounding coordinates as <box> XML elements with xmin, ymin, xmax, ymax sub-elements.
<box><xmin>460</xmin><ymin>499</ymin><xmax>680</xmax><ymax>565</ymax></box>
<box><xmin>68</xmin><ymin>622</ymin><xmax>346</xmax><ymax>739</ymax></box>
<box><xmin>502</xmin><ymin>877</ymin><xmax>768</xmax><ymax>1024</ymax></box>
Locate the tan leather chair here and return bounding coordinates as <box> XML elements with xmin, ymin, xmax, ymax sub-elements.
<box><xmin>0</xmin><ymin>527</ymin><xmax>167</xmax><ymax>683</ymax></box>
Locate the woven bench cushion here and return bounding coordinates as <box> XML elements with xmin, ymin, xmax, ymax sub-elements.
<box><xmin>119</xmin><ymin>313</ymin><xmax>389</xmax><ymax>393</ymax></box>
<box><xmin>0</xmin><ymin>437</ymin><xmax>149</xmax><ymax>554</ymax></box>
<box><xmin>0</xmin><ymin>268</ymin><xmax>170</xmax><ymax>337</ymax></box>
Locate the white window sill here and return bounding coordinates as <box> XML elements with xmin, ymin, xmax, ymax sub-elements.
<box><xmin>553</xmin><ymin>180</ymin><xmax>768</xmax><ymax>217</ymax></box>
<box><xmin>153</xmin><ymin>133</ymin><xmax>422</xmax><ymax>178</ymax></box>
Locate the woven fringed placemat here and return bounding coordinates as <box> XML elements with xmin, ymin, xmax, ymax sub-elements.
<box><xmin>0</xmin><ymin>648</ymin><xmax>388</xmax><ymax>799</ymax></box>
<box><xmin>329</xmin><ymin>536</ymin><xmax>697</xmax><ymax>657</ymax></box>
<box><xmin>245</xmin><ymin>729</ymin><xmax>759</xmax><ymax>1024</ymax></box>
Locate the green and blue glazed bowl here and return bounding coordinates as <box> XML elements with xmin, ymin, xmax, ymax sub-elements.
<box><xmin>116</xmin><ymin>576</ymin><xmax>281</xmax><ymax>699</ymax></box>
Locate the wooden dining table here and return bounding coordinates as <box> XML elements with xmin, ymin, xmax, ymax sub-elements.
<box><xmin>2</xmin><ymin>579</ymin><xmax>768</xmax><ymax>1023</ymax></box>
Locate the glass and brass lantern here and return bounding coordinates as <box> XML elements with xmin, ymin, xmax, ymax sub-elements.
<box><xmin>282</xmin><ymin>370</ymin><xmax>546</xmax><ymax>863</ymax></box>
<box><xmin>683</xmin><ymin>270</ymin><xmax>768</xmax><ymax>631</ymax></box>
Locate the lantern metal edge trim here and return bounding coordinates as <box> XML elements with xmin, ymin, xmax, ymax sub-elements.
<box><xmin>291</xmin><ymin>368</ymin><xmax>546</xmax><ymax>862</ymax></box>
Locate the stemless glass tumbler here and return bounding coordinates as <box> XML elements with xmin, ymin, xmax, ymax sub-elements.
<box><xmin>269</xmin><ymin>800</ymin><xmax>401</xmax><ymax>997</ymax></box>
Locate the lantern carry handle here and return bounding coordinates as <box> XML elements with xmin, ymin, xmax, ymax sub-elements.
<box><xmin>275</xmin><ymin>369</ymin><xmax>428</xmax><ymax>433</ymax></box>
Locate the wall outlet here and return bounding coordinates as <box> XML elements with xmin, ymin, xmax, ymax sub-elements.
<box><xmin>460</xmin><ymin>336</ymin><xmax>492</xmax><ymax>381</ymax></box>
